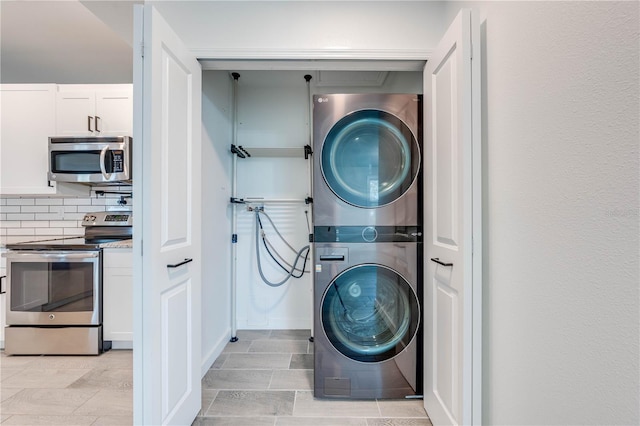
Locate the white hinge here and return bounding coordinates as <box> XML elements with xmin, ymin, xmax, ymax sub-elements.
<box><xmin>140</xmin><ymin>239</ymin><xmax>143</xmax><ymax>256</ymax></box>
<box><xmin>140</xmin><ymin>42</ymin><xmax>144</xmax><ymax>58</ymax></box>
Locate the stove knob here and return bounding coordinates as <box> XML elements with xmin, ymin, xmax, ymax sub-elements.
<box><xmin>49</xmin><ymin>314</ymin><xmax>55</xmax><ymax>320</ymax></box>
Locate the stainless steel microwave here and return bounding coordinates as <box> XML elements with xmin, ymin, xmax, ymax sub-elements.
<box><xmin>48</xmin><ymin>136</ymin><xmax>132</xmax><ymax>184</ymax></box>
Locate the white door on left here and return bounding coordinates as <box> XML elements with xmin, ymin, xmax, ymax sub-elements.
<box><xmin>133</xmin><ymin>5</ymin><xmax>202</xmax><ymax>425</ymax></box>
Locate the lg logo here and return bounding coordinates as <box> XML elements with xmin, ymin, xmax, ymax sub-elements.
<box><xmin>317</xmin><ymin>97</ymin><xmax>329</xmax><ymax>103</ymax></box>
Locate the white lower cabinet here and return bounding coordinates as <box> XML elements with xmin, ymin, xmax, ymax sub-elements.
<box><xmin>103</xmin><ymin>248</ymin><xmax>133</xmax><ymax>349</ymax></box>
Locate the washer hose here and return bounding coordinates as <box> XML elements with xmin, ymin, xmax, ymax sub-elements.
<box><xmin>254</xmin><ymin>209</ymin><xmax>310</xmax><ymax>287</ymax></box>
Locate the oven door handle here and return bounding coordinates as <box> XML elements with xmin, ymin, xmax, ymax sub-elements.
<box><xmin>0</xmin><ymin>276</ymin><xmax>6</xmax><ymax>294</ymax></box>
<box><xmin>8</xmin><ymin>252</ymin><xmax>100</xmax><ymax>260</ymax></box>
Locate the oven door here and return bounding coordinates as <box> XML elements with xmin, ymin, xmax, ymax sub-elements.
<box><xmin>6</xmin><ymin>250</ymin><xmax>101</xmax><ymax>325</ymax></box>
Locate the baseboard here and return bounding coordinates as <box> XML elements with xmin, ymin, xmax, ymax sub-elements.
<box><xmin>200</xmin><ymin>329</ymin><xmax>231</xmax><ymax>378</ymax></box>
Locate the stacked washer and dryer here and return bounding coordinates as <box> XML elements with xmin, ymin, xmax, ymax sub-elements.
<box><xmin>312</xmin><ymin>93</ymin><xmax>423</xmax><ymax>399</ymax></box>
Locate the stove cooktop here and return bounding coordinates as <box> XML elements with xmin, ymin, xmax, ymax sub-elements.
<box><xmin>5</xmin><ymin>236</ymin><xmax>129</xmax><ymax>250</ymax></box>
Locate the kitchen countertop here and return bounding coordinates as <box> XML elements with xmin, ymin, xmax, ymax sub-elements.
<box><xmin>100</xmin><ymin>239</ymin><xmax>133</xmax><ymax>249</ymax></box>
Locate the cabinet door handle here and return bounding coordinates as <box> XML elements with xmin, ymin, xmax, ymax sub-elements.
<box><xmin>430</xmin><ymin>257</ymin><xmax>453</xmax><ymax>267</ymax></box>
<box><xmin>0</xmin><ymin>276</ymin><xmax>6</xmax><ymax>294</ymax></box>
<box><xmin>95</xmin><ymin>116</ymin><xmax>101</xmax><ymax>133</ymax></box>
<box><xmin>88</xmin><ymin>115</ymin><xmax>94</xmax><ymax>132</ymax></box>
<box><xmin>167</xmin><ymin>258</ymin><xmax>193</xmax><ymax>268</ymax></box>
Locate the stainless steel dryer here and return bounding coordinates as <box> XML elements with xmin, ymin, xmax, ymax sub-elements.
<box><xmin>313</xmin><ymin>227</ymin><xmax>422</xmax><ymax>399</ymax></box>
<box><xmin>313</xmin><ymin>93</ymin><xmax>422</xmax><ymax>226</ymax></box>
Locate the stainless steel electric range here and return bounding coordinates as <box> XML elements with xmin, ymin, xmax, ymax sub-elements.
<box><xmin>4</xmin><ymin>211</ymin><xmax>132</xmax><ymax>355</ymax></box>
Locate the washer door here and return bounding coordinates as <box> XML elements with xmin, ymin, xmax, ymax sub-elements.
<box><xmin>321</xmin><ymin>109</ymin><xmax>420</xmax><ymax>208</ymax></box>
<box><xmin>321</xmin><ymin>264</ymin><xmax>420</xmax><ymax>363</ymax></box>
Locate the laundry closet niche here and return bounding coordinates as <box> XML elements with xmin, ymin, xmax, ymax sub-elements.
<box><xmin>202</xmin><ymin>69</ymin><xmax>423</xmax><ymax>330</ymax></box>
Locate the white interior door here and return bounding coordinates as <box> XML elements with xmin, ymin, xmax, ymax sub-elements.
<box><xmin>423</xmin><ymin>9</ymin><xmax>481</xmax><ymax>426</ymax></box>
<box><xmin>133</xmin><ymin>5</ymin><xmax>202</xmax><ymax>425</ymax></box>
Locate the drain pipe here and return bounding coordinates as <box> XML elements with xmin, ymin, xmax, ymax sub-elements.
<box><xmin>230</xmin><ymin>72</ymin><xmax>240</xmax><ymax>342</ymax></box>
<box><xmin>304</xmin><ymin>74</ymin><xmax>314</xmax><ymax>342</ymax></box>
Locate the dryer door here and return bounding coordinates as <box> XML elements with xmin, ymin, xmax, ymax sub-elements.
<box><xmin>321</xmin><ymin>264</ymin><xmax>420</xmax><ymax>362</ymax></box>
<box><xmin>321</xmin><ymin>110</ymin><xmax>420</xmax><ymax>208</ymax></box>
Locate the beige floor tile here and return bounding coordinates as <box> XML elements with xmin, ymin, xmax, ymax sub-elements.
<box><xmin>289</xmin><ymin>354</ymin><xmax>313</xmax><ymax>370</ymax></box>
<box><xmin>68</xmin><ymin>368</ymin><xmax>133</xmax><ymax>390</ymax></box>
<box><xmin>276</xmin><ymin>417</ymin><xmax>367</xmax><ymax>425</ymax></box>
<box><xmin>1</xmin><ymin>369</ymin><xmax>23</xmax><ymax>382</ymax></box>
<box><xmin>236</xmin><ymin>330</ymin><xmax>272</xmax><ymax>341</ymax></box>
<box><xmin>203</xmin><ymin>369</ymin><xmax>272</xmax><ymax>390</ymax></box>
<box><xmin>377</xmin><ymin>399</ymin><xmax>429</xmax><ymax>418</ymax></box>
<box><xmin>292</xmin><ymin>391</ymin><xmax>380</xmax><ymax>418</ymax></box>
<box><xmin>222</xmin><ymin>341</ymin><xmax>252</xmax><ymax>353</ymax></box>
<box><xmin>222</xmin><ymin>353</ymin><xmax>291</xmax><ymax>370</ymax></box>
<box><xmin>1</xmin><ymin>414</ymin><xmax>13</xmax><ymax>423</ymax></box>
<box><xmin>91</xmin><ymin>415</ymin><xmax>133</xmax><ymax>425</ymax></box>
<box><xmin>96</xmin><ymin>350</ymin><xmax>133</xmax><ymax>368</ymax></box>
<box><xmin>1</xmin><ymin>369</ymin><xmax>92</xmax><ymax>389</ymax></box>
<box><xmin>200</xmin><ymin>389</ymin><xmax>219</xmax><ymax>416</ymax></box>
<box><xmin>269</xmin><ymin>330</ymin><xmax>311</xmax><ymax>341</ymax></box>
<box><xmin>1</xmin><ymin>388</ymin><xmax>99</xmax><ymax>415</ymax></box>
<box><xmin>366</xmin><ymin>418</ymin><xmax>433</xmax><ymax>426</ymax></box>
<box><xmin>193</xmin><ymin>416</ymin><xmax>275</xmax><ymax>426</ymax></box>
<box><xmin>1</xmin><ymin>387</ymin><xmax>22</xmax><ymax>402</ymax></box>
<box><xmin>74</xmin><ymin>389</ymin><xmax>133</xmax><ymax>416</ymax></box>
<box><xmin>0</xmin><ymin>414</ymin><xmax>98</xmax><ymax>425</ymax></box>
<box><xmin>0</xmin><ymin>355</ymin><xmax>37</xmax><ymax>369</ymax></box>
<box><xmin>210</xmin><ymin>353</ymin><xmax>229</xmax><ymax>369</ymax></box>
<box><xmin>269</xmin><ymin>369</ymin><xmax>313</xmax><ymax>390</ymax></box>
<box><xmin>249</xmin><ymin>340</ymin><xmax>308</xmax><ymax>354</ymax></box>
<box><xmin>25</xmin><ymin>356</ymin><xmax>101</xmax><ymax>370</ymax></box>
<box><xmin>206</xmin><ymin>390</ymin><xmax>295</xmax><ymax>417</ymax></box>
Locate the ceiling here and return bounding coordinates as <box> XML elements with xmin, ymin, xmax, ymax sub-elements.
<box><xmin>0</xmin><ymin>1</ymin><xmax>425</xmax><ymax>85</ymax></box>
<box><xmin>0</xmin><ymin>1</ymin><xmax>137</xmax><ymax>84</ymax></box>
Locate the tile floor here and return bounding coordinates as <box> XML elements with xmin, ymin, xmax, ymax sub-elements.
<box><xmin>194</xmin><ymin>329</ymin><xmax>431</xmax><ymax>426</ymax></box>
<box><xmin>0</xmin><ymin>349</ymin><xmax>132</xmax><ymax>425</ymax></box>
<box><xmin>1</xmin><ymin>330</ymin><xmax>431</xmax><ymax>426</ymax></box>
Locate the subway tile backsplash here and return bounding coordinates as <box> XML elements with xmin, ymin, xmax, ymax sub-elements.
<box><xmin>0</xmin><ymin>195</ymin><xmax>133</xmax><ymax>238</ymax></box>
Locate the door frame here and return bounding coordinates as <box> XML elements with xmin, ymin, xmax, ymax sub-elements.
<box><xmin>133</xmin><ymin>5</ymin><xmax>481</xmax><ymax>425</ymax></box>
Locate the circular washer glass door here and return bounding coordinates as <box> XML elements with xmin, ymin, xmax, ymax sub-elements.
<box><xmin>321</xmin><ymin>109</ymin><xmax>420</xmax><ymax>208</ymax></box>
<box><xmin>321</xmin><ymin>264</ymin><xmax>420</xmax><ymax>363</ymax></box>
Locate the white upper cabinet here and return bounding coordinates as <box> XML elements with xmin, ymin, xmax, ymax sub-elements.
<box><xmin>0</xmin><ymin>84</ymin><xmax>57</xmax><ymax>195</ymax></box>
<box><xmin>56</xmin><ymin>84</ymin><xmax>133</xmax><ymax>137</ymax></box>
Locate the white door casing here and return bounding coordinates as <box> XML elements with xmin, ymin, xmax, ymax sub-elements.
<box><xmin>423</xmin><ymin>9</ymin><xmax>481</xmax><ymax>426</ymax></box>
<box><xmin>133</xmin><ymin>5</ymin><xmax>202</xmax><ymax>425</ymax></box>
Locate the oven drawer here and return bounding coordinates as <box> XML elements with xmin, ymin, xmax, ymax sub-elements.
<box><xmin>4</xmin><ymin>325</ymin><xmax>103</xmax><ymax>355</ymax></box>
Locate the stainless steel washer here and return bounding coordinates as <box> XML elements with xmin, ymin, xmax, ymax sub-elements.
<box><xmin>313</xmin><ymin>228</ymin><xmax>422</xmax><ymax>399</ymax></box>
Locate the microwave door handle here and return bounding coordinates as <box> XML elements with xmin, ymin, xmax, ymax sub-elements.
<box><xmin>100</xmin><ymin>146</ymin><xmax>112</xmax><ymax>180</ymax></box>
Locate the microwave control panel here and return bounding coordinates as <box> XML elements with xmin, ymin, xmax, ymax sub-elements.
<box><xmin>111</xmin><ymin>150</ymin><xmax>125</xmax><ymax>172</ymax></box>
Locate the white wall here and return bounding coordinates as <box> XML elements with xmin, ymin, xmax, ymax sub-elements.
<box><xmin>441</xmin><ymin>1</ymin><xmax>639</xmax><ymax>424</ymax></box>
<box><xmin>201</xmin><ymin>71</ymin><xmax>234</xmax><ymax>371</ymax></box>
<box><xmin>154</xmin><ymin>0</ymin><xmax>446</xmax><ymax>57</ymax></box>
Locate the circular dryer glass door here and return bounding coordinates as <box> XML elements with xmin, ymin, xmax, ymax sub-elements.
<box><xmin>321</xmin><ymin>264</ymin><xmax>420</xmax><ymax>363</ymax></box>
<box><xmin>321</xmin><ymin>110</ymin><xmax>420</xmax><ymax>208</ymax></box>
